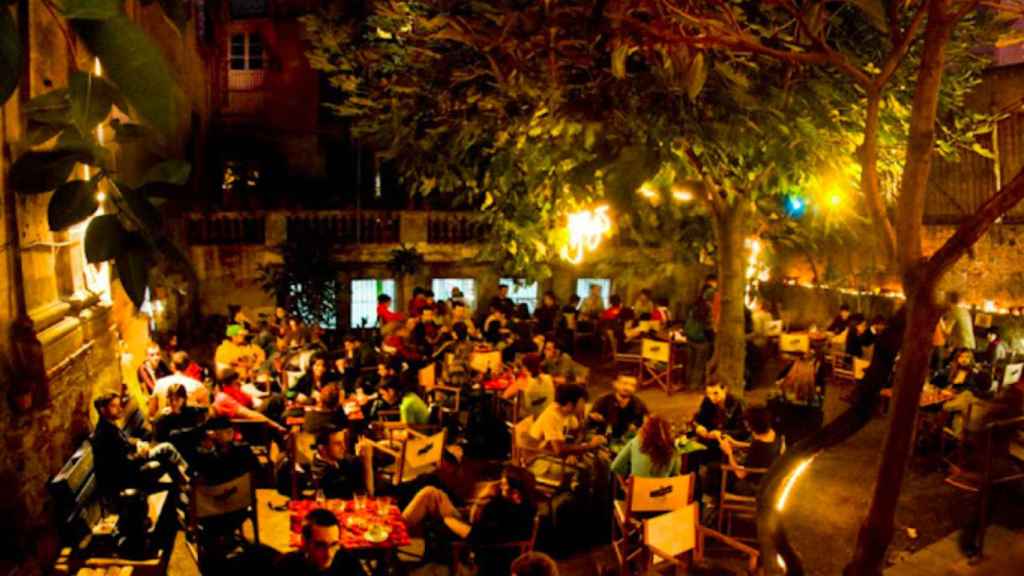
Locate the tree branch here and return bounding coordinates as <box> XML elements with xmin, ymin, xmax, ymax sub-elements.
<box><xmin>875</xmin><ymin>0</ymin><xmax>929</xmax><ymax>88</ymax></box>
<box><xmin>926</xmin><ymin>165</ymin><xmax>1024</xmax><ymax>279</ymax></box>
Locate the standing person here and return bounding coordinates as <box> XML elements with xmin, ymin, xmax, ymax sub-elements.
<box><xmin>944</xmin><ymin>291</ymin><xmax>976</xmax><ymax>354</ymax></box>
<box><xmin>445</xmin><ymin>300</ymin><xmax>479</xmax><ymax>339</ymax></box>
<box><xmin>137</xmin><ymin>341</ymin><xmax>171</xmax><ymax>395</ymax></box>
<box><xmin>983</xmin><ymin>327</ymin><xmax>1009</xmax><ymax>365</ymax></box>
<box><xmin>376</xmin><ymin>293</ymin><xmax>405</xmax><ymax>331</ymax></box>
<box><xmin>273</xmin><ymin>509</ymin><xmax>367</xmax><ymax>575</ymax></box>
<box><xmin>409</xmin><ymin>287</ymin><xmax>428</xmax><ymax>318</ymax></box>
<box><xmin>844</xmin><ymin>314</ymin><xmax>871</xmax><ymax>359</ymax></box>
<box><xmin>579</xmin><ymin>284</ymin><xmax>606</xmax><ymax>320</ymax></box>
<box><xmin>827</xmin><ymin>303</ymin><xmax>852</xmax><ymax>334</ymax></box>
<box><xmin>534</xmin><ymin>291</ymin><xmax>561</xmax><ymax>335</ymax></box>
<box><xmin>611</xmin><ymin>415</ymin><xmax>680</xmax><ymax>478</ymax></box>
<box><xmin>450</xmin><ymin>286</ymin><xmax>466</xmax><ymax>307</ymax></box>
<box><xmin>490</xmin><ymin>284</ymin><xmax>515</xmax><ymax>316</ymax></box>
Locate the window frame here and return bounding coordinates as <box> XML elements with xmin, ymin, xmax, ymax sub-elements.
<box><xmin>350</xmin><ymin>278</ymin><xmax>397</xmax><ymax>329</ymax></box>
<box><xmin>575</xmin><ymin>278</ymin><xmax>612</xmax><ymax>308</ymax></box>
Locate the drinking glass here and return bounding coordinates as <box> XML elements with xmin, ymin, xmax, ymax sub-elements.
<box><xmin>354</xmin><ymin>493</ymin><xmax>367</xmax><ymax>512</ymax></box>
<box><xmin>376</xmin><ymin>496</ymin><xmax>392</xmax><ymax>517</ymax></box>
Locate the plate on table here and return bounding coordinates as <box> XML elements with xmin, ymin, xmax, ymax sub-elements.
<box><xmin>364</xmin><ymin>525</ymin><xmax>391</xmax><ymax>543</ymax></box>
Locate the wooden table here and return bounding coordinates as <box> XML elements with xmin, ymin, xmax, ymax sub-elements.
<box><xmin>288</xmin><ymin>498</ymin><xmax>410</xmax><ymax>551</ymax></box>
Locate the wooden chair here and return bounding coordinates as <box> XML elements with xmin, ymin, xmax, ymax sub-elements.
<box><xmin>612</xmin><ymin>473</ymin><xmax>694</xmax><ymax>574</ymax></box>
<box><xmin>640</xmin><ymin>339</ymin><xmax>674</xmax><ymax>395</ymax></box>
<box><xmin>187</xmin><ymin>472</ymin><xmax>259</xmax><ymax>562</ymax></box>
<box><xmin>364</xmin><ymin>428</ymin><xmax>447</xmax><ymax>495</ymax></box>
<box><xmin>717</xmin><ymin>437</ymin><xmax>785</xmax><ymax>540</ymax></box>
<box><xmin>509</xmin><ymin>417</ymin><xmax>584</xmax><ymax>510</ymax></box>
<box><xmin>289</xmin><ymin>430</ymin><xmax>318</xmax><ymax>500</ymax></box>
<box><xmin>645</xmin><ymin>502</ymin><xmax>760</xmax><ymax>574</ymax></box>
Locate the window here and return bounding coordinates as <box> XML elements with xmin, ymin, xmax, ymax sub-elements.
<box><xmin>576</xmin><ymin>278</ymin><xmax>612</xmax><ymax>308</ymax></box>
<box><xmin>500</xmin><ymin>278</ymin><xmax>539</xmax><ymax>312</ymax></box>
<box><xmin>432</xmin><ymin>278</ymin><xmax>477</xmax><ymax>311</ymax></box>
<box><xmin>351</xmin><ymin>279</ymin><xmax>396</xmax><ymax>329</ymax></box>
<box><xmin>229</xmin><ymin>32</ymin><xmax>264</xmax><ymax>71</ymax></box>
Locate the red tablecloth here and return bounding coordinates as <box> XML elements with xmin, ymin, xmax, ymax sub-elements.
<box><xmin>289</xmin><ymin>499</ymin><xmax>410</xmax><ymax>550</ymax></box>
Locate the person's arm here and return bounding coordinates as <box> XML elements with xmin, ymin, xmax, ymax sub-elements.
<box><xmin>233</xmin><ymin>405</ymin><xmax>286</xmax><ymax>432</ymax></box>
<box><xmin>610</xmin><ymin>439</ymin><xmax>633</xmax><ymax>476</ymax></box>
<box><xmin>147</xmin><ymin>394</ymin><xmax>160</xmax><ymax>419</ymax></box>
<box><xmin>548</xmin><ymin>434</ymin><xmax>606</xmax><ymax>457</ymax></box>
<box><xmin>721</xmin><ymin>440</ymin><xmax>748</xmax><ymax>479</ymax></box>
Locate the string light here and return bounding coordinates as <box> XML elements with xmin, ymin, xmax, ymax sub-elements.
<box><xmin>560</xmin><ymin>205</ymin><xmax>612</xmax><ymax>265</ymax></box>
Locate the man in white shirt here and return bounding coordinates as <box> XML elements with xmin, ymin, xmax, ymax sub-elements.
<box><xmin>149</xmin><ymin>351</ymin><xmax>208</xmax><ymax>418</ymax></box>
<box><xmin>526</xmin><ymin>383</ymin><xmax>605</xmax><ymax>456</ymax></box>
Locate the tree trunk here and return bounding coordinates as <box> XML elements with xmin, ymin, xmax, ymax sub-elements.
<box><xmin>711</xmin><ymin>200</ymin><xmax>749</xmax><ymax>398</ymax></box>
<box><xmin>844</xmin><ymin>276</ymin><xmax>942</xmax><ymax>575</ymax></box>
<box><xmin>860</xmin><ymin>90</ymin><xmax>898</xmax><ymax>267</ymax></box>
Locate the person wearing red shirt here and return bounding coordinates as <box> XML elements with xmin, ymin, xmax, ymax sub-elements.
<box><xmin>377</xmin><ymin>294</ymin><xmax>405</xmax><ymax>325</ymax></box>
<box><xmin>599</xmin><ymin>295</ymin><xmax>623</xmax><ymax>321</ymax></box>
<box><xmin>212</xmin><ymin>369</ymin><xmax>285</xmax><ymax>432</ymax></box>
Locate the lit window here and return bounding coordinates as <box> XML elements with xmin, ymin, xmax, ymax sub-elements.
<box><xmin>500</xmin><ymin>278</ymin><xmax>539</xmax><ymax>312</ymax></box>
<box><xmin>351</xmin><ymin>279</ymin><xmax>396</xmax><ymax>329</ymax></box>
<box><xmin>432</xmin><ymin>278</ymin><xmax>476</xmax><ymax>312</ymax></box>
<box><xmin>229</xmin><ymin>32</ymin><xmax>264</xmax><ymax>71</ymax></box>
<box><xmin>575</xmin><ymin>278</ymin><xmax>612</xmax><ymax>308</ymax></box>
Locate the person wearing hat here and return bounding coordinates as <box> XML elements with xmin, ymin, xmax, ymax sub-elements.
<box><xmin>193</xmin><ymin>415</ymin><xmax>259</xmax><ymax>486</ymax></box>
<box><xmin>215</xmin><ymin>323</ymin><xmax>266</xmax><ymax>379</ymax></box>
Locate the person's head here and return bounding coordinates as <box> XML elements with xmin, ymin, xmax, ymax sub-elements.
<box><xmin>220</xmin><ymin>368</ymin><xmax>241</xmax><ymax>389</ymax></box>
<box><xmin>704</xmin><ymin>379</ymin><xmax>728</xmax><ymax>407</ymax></box>
<box><xmin>421</xmin><ymin>305</ymin><xmax>435</xmax><ymax>322</ymax></box>
<box><xmin>206</xmin><ymin>415</ymin><xmax>235</xmax><ymax>446</ymax></box>
<box><xmin>166</xmin><ymin>382</ymin><xmax>188</xmax><ymax>414</ymax></box>
<box><xmin>871</xmin><ymin>315</ymin><xmax>886</xmax><ymax>332</ymax></box>
<box><xmin>500</xmin><ymin>465</ymin><xmax>536</xmax><ymax>508</ymax></box>
<box><xmin>301</xmin><ymin>508</ymin><xmax>342</xmax><ymax>571</ymax></box>
<box><xmin>569</xmin><ymin>294</ymin><xmax>581</xmax><ymax>306</ymax></box>
<box><xmin>451</xmin><ymin>286</ymin><xmax>463</xmax><ymax>298</ymax></box>
<box><xmin>542</xmin><ymin>291</ymin><xmax>556</xmax><ymax>307</ymax></box>
<box><xmin>288</xmin><ymin>317</ymin><xmax>301</xmax><ymax>329</ymax></box>
<box><xmin>424</xmin><ymin>290</ymin><xmax>435</xmax><ymax>304</ymax></box>
<box><xmin>453</xmin><ymin>321</ymin><xmax>469</xmax><ymax>341</ymax></box>
<box><xmin>838</xmin><ymin>303</ymin><xmax>850</xmax><ymax>319</ymax></box>
<box><xmin>145</xmin><ymin>341</ymin><xmax>162</xmax><ymax>367</ymax></box>
<box><xmin>378</xmin><ymin>293</ymin><xmax>393</xmax><ymax>307</ymax></box>
<box><xmin>275</xmin><ymin>336</ymin><xmax>289</xmax><ymax>352</ymax></box>
<box><xmin>319</xmin><ymin>384</ymin><xmax>340</xmax><ymax>410</ymax></box>
<box><xmin>275</xmin><ymin>306</ymin><xmax>287</xmax><ymax>320</ymax></box>
<box><xmin>226</xmin><ymin>324</ymin><xmax>248</xmax><ymax>344</ymax></box>
<box><xmin>640</xmin><ymin>288</ymin><xmax>652</xmax><ymax>301</ymax></box>
<box><xmin>316</xmin><ymin>427</ymin><xmax>347</xmax><ymax>461</ymax></box>
<box><xmin>377</xmin><ymin>357</ymin><xmax>398</xmax><ymax>378</ymax></box>
<box><xmin>589</xmin><ymin>283</ymin><xmax>602</xmax><ymax>297</ymax></box>
<box><xmin>704</xmin><ymin>274</ymin><xmax>718</xmax><ymax>289</ymax></box>
<box><xmin>954</xmin><ymin>348</ymin><xmax>974</xmax><ymax>367</ymax></box>
<box><xmin>379</xmin><ymin>378</ymin><xmax>399</xmax><ymax>404</ymax></box>
<box><xmin>640</xmin><ymin>416</ymin><xmax>675</xmax><ymax>471</ymax></box>
<box><xmin>170</xmin><ymin>351</ymin><xmax>190</xmax><ymax>374</ymax></box>
<box><xmin>489</xmin><ymin>303</ymin><xmax>506</xmax><ymax>318</ymax></box>
<box><xmin>609</xmin><ymin>294</ymin><xmax>621</xmax><ymax>308</ymax></box>
<box><xmin>987</xmin><ymin>327</ymin><xmax>1001</xmax><ymax>342</ymax></box>
<box><xmin>554</xmin><ymin>383</ymin><xmax>587</xmax><ymax>415</ymax></box>
<box><xmin>849</xmin><ymin>313</ymin><xmax>867</xmax><ymax>334</ymax></box>
<box><xmin>343</xmin><ymin>334</ymin><xmax>360</xmax><ymax>352</ymax></box>
<box><xmin>744</xmin><ymin>404</ymin><xmax>774</xmax><ymax>436</ymax></box>
<box><xmin>451</xmin><ymin>301</ymin><xmax>466</xmax><ymax>319</ymax></box>
<box><xmin>311</xmin><ymin>356</ymin><xmax>327</xmax><ymax>379</ymax></box>
<box><xmin>93</xmin><ymin>391</ymin><xmax>123</xmax><ymax>421</ymax></box>
<box><xmin>498</xmin><ymin>284</ymin><xmax>509</xmax><ymax>298</ymax></box>
<box><xmin>510</xmin><ymin>552</ymin><xmax>559</xmax><ymax>576</ymax></box>
<box><xmin>543</xmin><ymin>340</ymin><xmax>559</xmax><ymax>360</ymax></box>
<box><xmin>948</xmin><ymin>291</ymin><xmax>961</xmax><ymax>306</ymax></box>
<box><xmin>613</xmin><ymin>375</ymin><xmax>637</xmax><ymax>402</ymax></box>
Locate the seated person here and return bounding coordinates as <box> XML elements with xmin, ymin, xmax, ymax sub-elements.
<box><xmin>827</xmin><ymin>303</ymin><xmax>852</xmax><ymax>334</ymax></box>
<box><xmin>149</xmin><ymin>351</ymin><xmax>208</xmax><ymax>418</ymax></box>
<box><xmin>445</xmin><ymin>301</ymin><xmax>480</xmax><ymax>339</ymax></box>
<box><xmin>933</xmin><ymin>348</ymin><xmax>979</xmax><ymax>390</ymax></box>
<box><xmin>292</xmin><ymin>355</ymin><xmax>333</xmax><ymax>404</ymax></box>
<box><xmin>525</xmin><ymin>384</ymin><xmax>606</xmax><ymax>457</ymax></box>
<box><xmin>310</xmin><ymin>427</ymin><xmax>364</xmax><ymax>499</ymax></box>
<box><xmin>193</xmin><ymin>416</ymin><xmax>259</xmax><ymax>486</ymax></box>
<box><xmin>91</xmin><ymin>392</ymin><xmax>189</xmax><ymax>498</ymax></box>
<box><xmin>212</xmin><ymin>369</ymin><xmax>287</xmax><ymax>434</ymax></box>
<box><xmin>599</xmin><ymin>294</ymin><xmax>623</xmax><ymax>322</ymax></box>
<box><xmin>692</xmin><ymin>378</ymin><xmax>747</xmax><ymax>460</ymax></box>
<box><xmin>303</xmin><ymin>384</ymin><xmax>348</xmax><ymax>437</ymax></box>
<box><xmin>611</xmin><ymin>416</ymin><xmax>680</xmax><ymax>478</ymax></box>
<box><xmin>534</xmin><ymin>291</ymin><xmax>560</xmax><ymax>335</ymax></box>
<box><xmin>588</xmin><ymin>375</ymin><xmax>648</xmax><ymax>442</ymax></box>
<box><xmin>402</xmin><ymin>465</ymin><xmax>537</xmax><ymax>570</ymax></box>
<box><xmin>214</xmin><ymin>324</ymin><xmax>266</xmax><ymax>379</ymax></box>
<box><xmin>844</xmin><ymin>314</ymin><xmax>872</xmax><ymax>358</ymax></box>
<box><xmin>522</xmin><ymin>374</ymin><xmax>555</xmax><ymax>419</ymax></box>
<box><xmin>540</xmin><ymin>341</ymin><xmax>587</xmax><ymax>385</ymax></box>
<box><xmin>153</xmin><ymin>383</ymin><xmax>207</xmax><ymax>462</ymax></box>
<box><xmin>137</xmin><ymin>341</ymin><xmax>171</xmax><ymax>395</ymax></box>
<box><xmin>398</xmin><ymin>371</ymin><xmax>431</xmax><ymax>426</ymax></box>
<box><xmin>365</xmin><ymin>376</ymin><xmax>402</xmax><ymax>422</ymax></box>
<box><xmin>483</xmin><ymin>305</ymin><xmax>513</xmax><ymax>347</ymax></box>
<box><xmin>440</xmin><ymin>323</ymin><xmax>475</xmax><ymax>390</ymax></box>
<box><xmin>413</xmin><ymin>305</ymin><xmax>444</xmax><ymax>354</ymax></box>
<box><xmin>720</xmin><ymin>405</ymin><xmax>783</xmax><ymax>495</ymax></box>
<box><xmin>274</xmin><ymin>508</ymin><xmax>367</xmax><ymax>575</ymax></box>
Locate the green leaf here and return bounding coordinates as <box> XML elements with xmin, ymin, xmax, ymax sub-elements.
<box><xmin>25</xmin><ymin>121</ymin><xmax>64</xmax><ymax>146</ymax></box>
<box><xmin>23</xmin><ymin>89</ymin><xmax>72</xmax><ymax>126</ymax></box>
<box><xmin>849</xmin><ymin>0</ymin><xmax>889</xmax><ymax>33</ymax></box>
<box><xmin>0</xmin><ymin>6</ymin><xmax>18</xmax><ymax>105</ymax></box>
<box><xmin>714</xmin><ymin>62</ymin><xmax>750</xmax><ymax>90</ymax></box>
<box><xmin>60</xmin><ymin>0</ymin><xmax>121</xmax><ymax>20</ymax></box>
<box><xmin>109</xmin><ymin>118</ymin><xmax>151</xmax><ymax>142</ymax></box>
<box><xmin>156</xmin><ymin>0</ymin><xmax>189</xmax><ymax>32</ymax></box>
<box><xmin>57</xmin><ymin>128</ymin><xmax>111</xmax><ymax>169</ymax></box>
<box><xmin>970</xmin><ymin>141</ymin><xmax>995</xmax><ymax>160</ymax></box>
<box><xmin>72</xmin><ymin>15</ymin><xmax>185</xmax><ymax>135</ymax></box>
<box><xmin>141</xmin><ymin>159</ymin><xmax>191</xmax><ymax>186</ymax></box>
<box><xmin>116</xmin><ymin>180</ymin><xmax>163</xmax><ymax>233</ymax></box>
<box><xmin>84</xmin><ymin>214</ymin><xmax>124</xmax><ymax>263</ymax></box>
<box><xmin>686</xmin><ymin>53</ymin><xmax>706</xmax><ymax>101</ymax></box>
<box><xmin>69</xmin><ymin>71</ymin><xmax>116</xmax><ymax>131</ymax></box>
<box><xmin>115</xmin><ymin>234</ymin><xmax>149</xmax><ymax>308</ymax></box>
<box><xmin>48</xmin><ymin>179</ymin><xmax>99</xmax><ymax>231</ymax></box>
<box><xmin>8</xmin><ymin>149</ymin><xmax>91</xmax><ymax>194</ymax></box>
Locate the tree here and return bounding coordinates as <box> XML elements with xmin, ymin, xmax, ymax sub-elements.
<box><xmin>304</xmin><ymin>0</ymin><xmax>859</xmax><ymax>397</ymax></box>
<box><xmin>2</xmin><ymin>0</ymin><xmax>193</xmax><ymax>309</ymax></box>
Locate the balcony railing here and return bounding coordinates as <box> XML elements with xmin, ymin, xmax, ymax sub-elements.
<box><xmin>187</xmin><ymin>213</ymin><xmax>266</xmax><ymax>245</ymax></box>
<box><xmin>184</xmin><ymin>210</ymin><xmax>486</xmax><ymax>247</ymax></box>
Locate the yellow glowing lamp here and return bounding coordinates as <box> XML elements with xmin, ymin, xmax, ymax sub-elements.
<box><xmin>560</xmin><ymin>205</ymin><xmax>612</xmax><ymax>265</ymax></box>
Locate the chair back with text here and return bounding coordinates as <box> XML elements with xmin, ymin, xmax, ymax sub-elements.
<box><xmin>189</xmin><ymin>472</ymin><xmax>260</xmax><ymax>550</ymax></box>
<box><xmin>640</xmin><ymin>339</ymin><xmax>674</xmax><ymax>394</ymax></box>
<box><xmin>396</xmin><ymin>429</ymin><xmax>447</xmax><ymax>484</ymax></box>
<box><xmin>780</xmin><ymin>333</ymin><xmax>810</xmax><ymax>354</ymax></box>
<box><xmin>627</xmin><ymin>474</ymin><xmax>693</xmax><ymax>516</ymax></box>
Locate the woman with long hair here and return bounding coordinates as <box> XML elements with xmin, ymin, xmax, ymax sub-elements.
<box><xmin>611</xmin><ymin>415</ymin><xmax>680</xmax><ymax>477</ymax></box>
